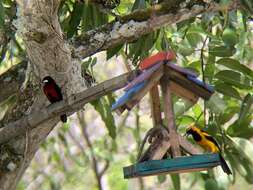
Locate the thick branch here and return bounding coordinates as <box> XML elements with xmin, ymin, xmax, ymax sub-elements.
<box><xmin>0</xmin><ymin>70</ymin><xmax>137</xmax><ymax>144</ymax></box>
<box><xmin>73</xmin><ymin>0</ymin><xmax>240</xmax><ymax>58</ymax></box>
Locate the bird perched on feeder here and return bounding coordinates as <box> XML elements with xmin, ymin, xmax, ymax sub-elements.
<box><xmin>42</xmin><ymin>76</ymin><xmax>67</xmax><ymax>123</ymax></box>
<box><xmin>185</xmin><ymin>124</ymin><xmax>232</xmax><ymax>175</ymax></box>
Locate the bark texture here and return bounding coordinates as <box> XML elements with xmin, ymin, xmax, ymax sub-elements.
<box><xmin>0</xmin><ymin>1</ymin><xmax>86</xmax><ymax>189</ymax></box>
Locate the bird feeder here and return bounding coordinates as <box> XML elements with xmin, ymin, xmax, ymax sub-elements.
<box><xmin>111</xmin><ymin>51</ymin><xmax>225</xmax><ymax>178</ymax></box>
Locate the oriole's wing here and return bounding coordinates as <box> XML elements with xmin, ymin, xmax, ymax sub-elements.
<box><xmin>202</xmin><ymin>133</ymin><xmax>221</xmax><ymax>151</ymax></box>
<box><xmin>200</xmin><ymin>129</ymin><xmax>210</xmax><ymax>136</ymax></box>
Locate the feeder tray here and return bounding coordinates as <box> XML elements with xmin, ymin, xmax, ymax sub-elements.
<box><xmin>123</xmin><ymin>153</ymin><xmax>220</xmax><ymax>178</ymax></box>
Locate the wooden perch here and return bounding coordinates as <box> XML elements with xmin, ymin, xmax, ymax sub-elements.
<box><xmin>161</xmin><ymin>77</ymin><xmax>181</xmax><ymax>157</ymax></box>
<box><xmin>149</xmin><ymin>85</ymin><xmax>162</xmax><ymax>126</ymax></box>
<box><xmin>0</xmin><ymin>70</ymin><xmax>138</xmax><ymax>145</ymax></box>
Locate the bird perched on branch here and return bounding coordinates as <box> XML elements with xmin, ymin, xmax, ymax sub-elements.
<box><xmin>185</xmin><ymin>124</ymin><xmax>232</xmax><ymax>175</ymax></box>
<box><xmin>42</xmin><ymin>76</ymin><xmax>67</xmax><ymax>123</ymax></box>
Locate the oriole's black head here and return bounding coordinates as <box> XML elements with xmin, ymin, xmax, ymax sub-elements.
<box><xmin>186</xmin><ymin>128</ymin><xmax>194</xmax><ymax>136</ymax></box>
<box><xmin>42</xmin><ymin>76</ymin><xmax>56</xmax><ymax>84</ymax></box>
<box><xmin>185</xmin><ymin>125</ymin><xmax>202</xmax><ymax>142</ymax></box>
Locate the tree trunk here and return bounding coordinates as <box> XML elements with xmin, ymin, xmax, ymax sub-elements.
<box><xmin>0</xmin><ymin>1</ymin><xmax>86</xmax><ymax>189</ymax></box>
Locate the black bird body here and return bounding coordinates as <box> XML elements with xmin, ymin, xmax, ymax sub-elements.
<box><xmin>42</xmin><ymin>76</ymin><xmax>67</xmax><ymax>123</ymax></box>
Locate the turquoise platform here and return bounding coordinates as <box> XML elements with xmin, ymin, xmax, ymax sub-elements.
<box><xmin>123</xmin><ymin>154</ymin><xmax>220</xmax><ymax>178</ymax></box>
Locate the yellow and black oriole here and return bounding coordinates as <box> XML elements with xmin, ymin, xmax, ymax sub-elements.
<box><xmin>186</xmin><ymin>125</ymin><xmax>232</xmax><ymax>175</ymax></box>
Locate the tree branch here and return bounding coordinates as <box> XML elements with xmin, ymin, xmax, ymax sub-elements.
<box><xmin>72</xmin><ymin>0</ymin><xmax>240</xmax><ymax>59</ymax></box>
<box><xmin>0</xmin><ymin>70</ymin><xmax>138</xmax><ymax>144</ymax></box>
<box><xmin>77</xmin><ymin>112</ymin><xmax>103</xmax><ymax>190</ymax></box>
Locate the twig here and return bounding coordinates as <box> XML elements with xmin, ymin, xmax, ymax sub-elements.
<box><xmin>67</xmin><ymin>130</ymin><xmax>86</xmax><ymax>156</ymax></box>
<box><xmin>77</xmin><ymin>111</ymin><xmax>107</xmax><ymax>190</ymax></box>
<box><xmin>99</xmin><ymin>160</ymin><xmax>109</xmax><ymax>177</ymax></box>
<box><xmin>200</xmin><ymin>34</ymin><xmax>209</xmax><ymax>127</ymax></box>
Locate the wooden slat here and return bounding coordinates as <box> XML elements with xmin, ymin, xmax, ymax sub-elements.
<box><xmin>140</xmin><ymin>51</ymin><xmax>175</xmax><ymax>70</ymax></box>
<box><xmin>125</xmin><ymin>67</ymin><xmax>163</xmax><ymax>110</ymax></box>
<box><xmin>167</xmin><ymin>63</ymin><xmax>197</xmax><ymax>77</ymax></box>
<box><xmin>164</xmin><ymin>65</ymin><xmax>213</xmax><ymax>100</ymax></box>
<box><xmin>178</xmin><ymin>135</ymin><xmax>202</xmax><ymax>155</ymax></box>
<box><xmin>170</xmin><ymin>81</ymin><xmax>199</xmax><ymax>104</ymax></box>
<box><xmin>149</xmin><ymin>85</ymin><xmax>162</xmax><ymax>126</ymax></box>
<box><xmin>111</xmin><ymin>81</ymin><xmax>147</xmax><ymax>111</ymax></box>
<box><xmin>138</xmin><ymin>136</ymin><xmax>170</xmax><ymax>162</ymax></box>
<box><xmin>115</xmin><ymin>66</ymin><xmax>164</xmax><ymax>113</ymax></box>
<box><xmin>124</xmin><ymin>62</ymin><xmax>163</xmax><ymax>91</ymax></box>
<box><xmin>124</xmin><ymin>153</ymin><xmax>220</xmax><ymax>178</ymax></box>
<box><xmin>161</xmin><ymin>77</ymin><xmax>181</xmax><ymax>157</ymax></box>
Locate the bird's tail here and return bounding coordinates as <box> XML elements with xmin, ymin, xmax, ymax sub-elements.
<box><xmin>60</xmin><ymin>114</ymin><xmax>67</xmax><ymax>123</ymax></box>
<box><xmin>219</xmin><ymin>153</ymin><xmax>232</xmax><ymax>175</ymax></box>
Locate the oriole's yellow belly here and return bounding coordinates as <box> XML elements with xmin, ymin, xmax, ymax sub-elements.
<box><xmin>198</xmin><ymin>139</ymin><xmax>219</xmax><ymax>153</ymax></box>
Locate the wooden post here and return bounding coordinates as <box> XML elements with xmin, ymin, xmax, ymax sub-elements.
<box><xmin>161</xmin><ymin>76</ymin><xmax>181</xmax><ymax>157</ymax></box>
<box><xmin>149</xmin><ymin>85</ymin><xmax>162</xmax><ymax>126</ymax></box>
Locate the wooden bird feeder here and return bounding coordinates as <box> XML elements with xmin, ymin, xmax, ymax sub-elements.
<box><xmin>111</xmin><ymin>51</ymin><xmax>225</xmax><ymax>178</ymax></box>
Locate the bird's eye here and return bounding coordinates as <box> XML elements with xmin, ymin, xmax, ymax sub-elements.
<box><xmin>43</xmin><ymin>80</ymin><xmax>48</xmax><ymax>83</ymax></box>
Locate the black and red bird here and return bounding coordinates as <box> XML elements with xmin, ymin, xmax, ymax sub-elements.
<box><xmin>42</xmin><ymin>76</ymin><xmax>67</xmax><ymax>123</ymax></box>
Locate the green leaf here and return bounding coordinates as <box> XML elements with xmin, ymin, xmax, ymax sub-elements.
<box><xmin>129</xmin><ymin>32</ymin><xmax>158</xmax><ymax>65</ymax></box>
<box><xmin>227</xmin><ymin>137</ymin><xmax>253</xmax><ymax>183</ymax></box>
<box><xmin>238</xmin><ymin>93</ymin><xmax>253</xmax><ymax>123</ymax></box>
<box><xmin>170</xmin><ymin>174</ymin><xmax>180</xmax><ymax>190</ymax></box>
<box><xmin>106</xmin><ymin>44</ymin><xmax>124</xmax><ymax>60</ymax></box>
<box><xmin>206</xmin><ymin>93</ymin><xmax>226</xmax><ymax>114</ymax></box>
<box><xmin>132</xmin><ymin>0</ymin><xmax>146</xmax><ymax>11</ymax></box>
<box><xmin>216</xmin><ymin>58</ymin><xmax>253</xmax><ymax>79</ymax></box>
<box><xmin>82</xmin><ymin>4</ymin><xmax>108</xmax><ymax>32</ymax></box>
<box><xmin>209</xmin><ymin>46</ymin><xmax>236</xmax><ymax>57</ymax></box>
<box><xmin>205</xmin><ymin>179</ymin><xmax>219</xmax><ymax>190</ymax></box>
<box><xmin>205</xmin><ymin>55</ymin><xmax>216</xmax><ymax>82</ymax></box>
<box><xmin>241</xmin><ymin>0</ymin><xmax>253</xmax><ymax>14</ymax></box>
<box><xmin>217</xmin><ymin>106</ymin><xmax>238</xmax><ymax>125</ymax></box>
<box><xmin>0</xmin><ymin>2</ymin><xmax>4</xmax><ymax>28</ymax></box>
<box><xmin>215</xmin><ymin>70</ymin><xmax>252</xmax><ymax>89</ymax></box>
<box><xmin>227</xmin><ymin>116</ymin><xmax>253</xmax><ymax>138</ymax></box>
<box><xmin>186</xmin><ymin>32</ymin><xmax>203</xmax><ymax>47</ymax></box>
<box><xmin>232</xmin><ymin>137</ymin><xmax>253</xmax><ymax>163</ymax></box>
<box><xmin>174</xmin><ymin>100</ymin><xmax>195</xmax><ymax>117</ymax></box>
<box><xmin>177</xmin><ymin>115</ymin><xmax>195</xmax><ymax>126</ymax></box>
<box><xmin>157</xmin><ymin>175</ymin><xmax>166</xmax><ymax>184</ymax></box>
<box><xmin>192</xmin><ymin>104</ymin><xmax>202</xmax><ymax>118</ymax></box>
<box><xmin>214</xmin><ymin>82</ymin><xmax>241</xmax><ymax>99</ymax></box>
<box><xmin>90</xmin><ymin>97</ymin><xmax>116</xmax><ymax>139</ymax></box>
<box><xmin>67</xmin><ymin>2</ymin><xmax>84</xmax><ymax>38</ymax></box>
<box><xmin>222</xmin><ymin>28</ymin><xmax>238</xmax><ymax>46</ymax></box>
<box><xmin>177</xmin><ymin>43</ymin><xmax>194</xmax><ymax>56</ymax></box>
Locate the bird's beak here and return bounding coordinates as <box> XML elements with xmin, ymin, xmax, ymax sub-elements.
<box><xmin>184</xmin><ymin>129</ymin><xmax>190</xmax><ymax>137</ymax></box>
